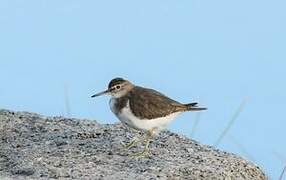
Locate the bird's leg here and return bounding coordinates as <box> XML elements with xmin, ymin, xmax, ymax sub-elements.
<box><xmin>123</xmin><ymin>138</ymin><xmax>140</xmax><ymax>149</ymax></box>
<box><xmin>131</xmin><ymin>128</ymin><xmax>156</xmax><ymax>157</ymax></box>
<box><xmin>122</xmin><ymin>128</ymin><xmax>141</xmax><ymax>149</ymax></box>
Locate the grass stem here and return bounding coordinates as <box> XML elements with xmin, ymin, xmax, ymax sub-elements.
<box><xmin>214</xmin><ymin>98</ymin><xmax>247</xmax><ymax>147</ymax></box>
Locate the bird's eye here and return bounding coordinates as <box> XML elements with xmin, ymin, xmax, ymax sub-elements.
<box><xmin>116</xmin><ymin>85</ymin><xmax>121</xmax><ymax>89</ymax></box>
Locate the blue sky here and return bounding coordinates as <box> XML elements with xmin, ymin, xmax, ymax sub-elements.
<box><xmin>0</xmin><ymin>0</ymin><xmax>285</xmax><ymax>178</ymax></box>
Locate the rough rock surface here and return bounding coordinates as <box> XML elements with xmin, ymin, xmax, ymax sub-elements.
<box><xmin>0</xmin><ymin>109</ymin><xmax>266</xmax><ymax>180</ymax></box>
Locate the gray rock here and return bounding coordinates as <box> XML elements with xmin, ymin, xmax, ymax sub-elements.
<box><xmin>0</xmin><ymin>109</ymin><xmax>267</xmax><ymax>179</ymax></box>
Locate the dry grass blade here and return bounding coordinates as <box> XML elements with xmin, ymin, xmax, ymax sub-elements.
<box><xmin>228</xmin><ymin>134</ymin><xmax>255</xmax><ymax>162</ymax></box>
<box><xmin>64</xmin><ymin>84</ymin><xmax>72</xmax><ymax>117</ymax></box>
<box><xmin>273</xmin><ymin>151</ymin><xmax>286</xmax><ymax>163</ymax></box>
<box><xmin>214</xmin><ymin>98</ymin><xmax>247</xmax><ymax>147</ymax></box>
<box><xmin>279</xmin><ymin>164</ymin><xmax>286</xmax><ymax>180</ymax></box>
<box><xmin>190</xmin><ymin>112</ymin><xmax>201</xmax><ymax>138</ymax></box>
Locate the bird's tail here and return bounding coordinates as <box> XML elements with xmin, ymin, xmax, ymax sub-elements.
<box><xmin>184</xmin><ymin>102</ymin><xmax>207</xmax><ymax>111</ymax></box>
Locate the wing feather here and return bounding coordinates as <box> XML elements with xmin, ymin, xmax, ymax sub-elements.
<box><xmin>128</xmin><ymin>86</ymin><xmax>185</xmax><ymax>119</ymax></box>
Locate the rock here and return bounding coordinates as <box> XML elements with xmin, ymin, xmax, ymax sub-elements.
<box><xmin>0</xmin><ymin>109</ymin><xmax>267</xmax><ymax>179</ymax></box>
<box><xmin>11</xmin><ymin>168</ymin><xmax>35</xmax><ymax>176</ymax></box>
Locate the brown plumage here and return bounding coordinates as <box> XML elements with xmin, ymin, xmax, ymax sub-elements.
<box><xmin>112</xmin><ymin>86</ymin><xmax>206</xmax><ymax>119</ymax></box>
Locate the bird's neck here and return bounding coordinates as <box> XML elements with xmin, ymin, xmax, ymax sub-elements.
<box><xmin>110</xmin><ymin>96</ymin><xmax>129</xmax><ymax>115</ymax></box>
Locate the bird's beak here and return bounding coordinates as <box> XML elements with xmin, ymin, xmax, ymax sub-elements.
<box><xmin>91</xmin><ymin>89</ymin><xmax>110</xmax><ymax>98</ymax></box>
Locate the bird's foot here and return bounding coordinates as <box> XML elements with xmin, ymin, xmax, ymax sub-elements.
<box><xmin>122</xmin><ymin>139</ymin><xmax>139</xmax><ymax>149</ymax></box>
<box><xmin>130</xmin><ymin>148</ymin><xmax>149</xmax><ymax>157</ymax></box>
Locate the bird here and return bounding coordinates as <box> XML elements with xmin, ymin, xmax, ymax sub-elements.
<box><xmin>91</xmin><ymin>77</ymin><xmax>207</xmax><ymax>156</ymax></box>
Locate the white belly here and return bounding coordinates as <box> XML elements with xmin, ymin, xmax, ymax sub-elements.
<box><xmin>109</xmin><ymin>98</ymin><xmax>181</xmax><ymax>132</ymax></box>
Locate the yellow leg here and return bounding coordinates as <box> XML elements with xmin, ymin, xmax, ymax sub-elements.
<box><xmin>131</xmin><ymin>128</ymin><xmax>155</xmax><ymax>157</ymax></box>
<box><xmin>123</xmin><ymin>138</ymin><xmax>140</xmax><ymax>149</ymax></box>
<box><xmin>122</xmin><ymin>128</ymin><xmax>141</xmax><ymax>149</ymax></box>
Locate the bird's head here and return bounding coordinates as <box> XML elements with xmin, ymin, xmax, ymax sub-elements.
<box><xmin>91</xmin><ymin>78</ymin><xmax>134</xmax><ymax>98</ymax></box>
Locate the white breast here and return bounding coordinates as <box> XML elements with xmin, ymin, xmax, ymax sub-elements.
<box><xmin>109</xmin><ymin>98</ymin><xmax>181</xmax><ymax>132</ymax></box>
<box><xmin>109</xmin><ymin>98</ymin><xmax>117</xmax><ymax>114</ymax></box>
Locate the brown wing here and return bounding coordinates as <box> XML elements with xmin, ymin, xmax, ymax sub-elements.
<box><xmin>128</xmin><ymin>86</ymin><xmax>185</xmax><ymax>119</ymax></box>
